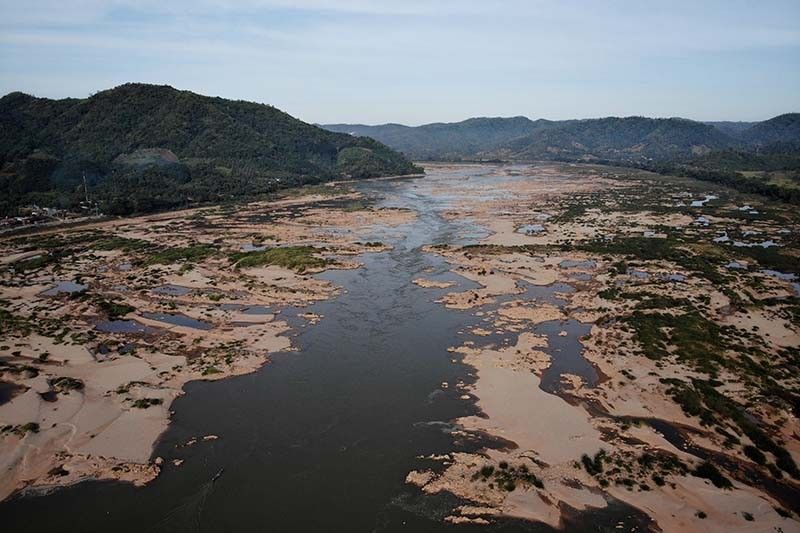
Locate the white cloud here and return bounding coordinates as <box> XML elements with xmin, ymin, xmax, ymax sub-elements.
<box><xmin>1</xmin><ymin>0</ymin><xmax>797</xmax><ymax>121</ymax></box>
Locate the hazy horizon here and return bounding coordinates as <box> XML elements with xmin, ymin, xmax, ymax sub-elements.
<box><xmin>1</xmin><ymin>0</ymin><xmax>798</xmax><ymax>125</ymax></box>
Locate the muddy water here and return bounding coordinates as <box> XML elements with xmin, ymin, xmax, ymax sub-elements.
<box><xmin>2</xmin><ymin>166</ymin><xmax>647</xmax><ymax>532</ymax></box>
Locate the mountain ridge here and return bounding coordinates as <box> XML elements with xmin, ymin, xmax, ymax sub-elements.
<box><xmin>323</xmin><ymin>113</ymin><xmax>800</xmax><ymax>162</ymax></box>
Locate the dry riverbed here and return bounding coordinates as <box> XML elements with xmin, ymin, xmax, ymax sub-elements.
<box><xmin>407</xmin><ymin>163</ymin><xmax>800</xmax><ymax>531</ymax></box>
<box><xmin>2</xmin><ymin>163</ymin><xmax>799</xmax><ymax>533</ymax></box>
<box><xmin>0</xmin><ymin>183</ymin><xmax>413</xmax><ymax>500</ymax></box>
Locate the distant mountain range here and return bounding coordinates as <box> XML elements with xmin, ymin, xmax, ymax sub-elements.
<box><xmin>0</xmin><ymin>84</ymin><xmax>419</xmax><ymax>216</ymax></box>
<box><xmin>323</xmin><ymin>114</ymin><xmax>800</xmax><ymax>163</ymax></box>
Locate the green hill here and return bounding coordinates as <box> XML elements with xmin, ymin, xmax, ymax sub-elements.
<box><xmin>503</xmin><ymin>117</ymin><xmax>735</xmax><ymax>162</ymax></box>
<box><xmin>0</xmin><ymin>84</ymin><xmax>420</xmax><ymax>216</ymax></box>
<box><xmin>325</xmin><ymin>116</ymin><xmax>546</xmax><ymax>160</ymax></box>
<box><xmin>324</xmin><ymin>116</ymin><xmax>740</xmax><ymax>162</ymax></box>
<box><xmin>324</xmin><ymin>114</ymin><xmax>800</xmax><ymax>163</ymax></box>
<box><xmin>739</xmin><ymin>113</ymin><xmax>800</xmax><ymax>147</ymax></box>
<box><xmin>703</xmin><ymin>120</ymin><xmax>757</xmax><ymax>137</ymax></box>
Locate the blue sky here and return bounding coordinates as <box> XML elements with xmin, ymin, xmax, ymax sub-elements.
<box><xmin>1</xmin><ymin>0</ymin><xmax>798</xmax><ymax>124</ymax></box>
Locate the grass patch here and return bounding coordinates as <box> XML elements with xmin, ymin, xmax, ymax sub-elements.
<box><xmin>343</xmin><ymin>200</ymin><xmax>368</xmax><ymax>212</ymax></box>
<box><xmin>229</xmin><ymin>246</ymin><xmax>328</xmax><ymax>272</ymax></box>
<box><xmin>145</xmin><ymin>244</ymin><xmax>217</xmax><ymax>265</ymax></box>
<box><xmin>95</xmin><ymin>298</ymin><xmax>135</xmax><ymax>319</ymax></box>
<box><xmin>624</xmin><ymin>310</ymin><xmax>726</xmax><ymax>374</ymax></box>
<box><xmin>94</xmin><ymin>237</ymin><xmax>152</xmax><ymax>252</ymax></box>
<box><xmin>11</xmin><ymin>252</ymin><xmax>64</xmax><ymax>273</ymax></box>
<box><xmin>577</xmin><ymin>237</ymin><xmax>728</xmax><ymax>284</ymax></box>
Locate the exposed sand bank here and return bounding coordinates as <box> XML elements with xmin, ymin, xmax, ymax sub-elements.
<box><xmin>0</xmin><ymin>186</ymin><xmax>414</xmax><ymax>500</ymax></box>
<box><xmin>408</xmin><ymin>163</ymin><xmax>799</xmax><ymax>530</ymax></box>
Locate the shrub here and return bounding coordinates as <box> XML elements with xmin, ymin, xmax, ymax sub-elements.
<box><xmin>581</xmin><ymin>450</ymin><xmax>606</xmax><ymax>476</ymax></box>
<box><xmin>96</xmin><ymin>298</ymin><xmax>134</xmax><ymax>319</ymax></box>
<box><xmin>743</xmin><ymin>445</ymin><xmax>766</xmax><ymax>465</ymax></box>
<box><xmin>692</xmin><ymin>461</ymin><xmax>732</xmax><ymax>489</ymax></box>
<box><xmin>49</xmin><ymin>376</ymin><xmax>85</xmax><ymax>393</ymax></box>
<box><xmin>131</xmin><ymin>398</ymin><xmax>163</xmax><ymax>409</ymax></box>
<box><xmin>19</xmin><ymin>422</ymin><xmax>40</xmax><ymax>434</ymax></box>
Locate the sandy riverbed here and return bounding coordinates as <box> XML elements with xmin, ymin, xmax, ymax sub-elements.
<box><xmin>406</xmin><ymin>163</ymin><xmax>800</xmax><ymax>531</ymax></box>
<box><xmin>0</xmin><ymin>185</ymin><xmax>415</xmax><ymax>500</ymax></box>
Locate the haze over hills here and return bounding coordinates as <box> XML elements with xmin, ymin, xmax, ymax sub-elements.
<box><xmin>323</xmin><ymin>113</ymin><xmax>800</xmax><ymax>163</ymax></box>
<box><xmin>0</xmin><ymin>84</ymin><xmax>419</xmax><ymax>216</ymax></box>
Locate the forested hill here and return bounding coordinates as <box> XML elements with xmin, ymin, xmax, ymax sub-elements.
<box><xmin>324</xmin><ymin>114</ymin><xmax>800</xmax><ymax>163</ymax></box>
<box><xmin>323</xmin><ymin>117</ymin><xmax>547</xmax><ymax>161</ymax></box>
<box><xmin>0</xmin><ymin>84</ymin><xmax>420</xmax><ymax>216</ymax></box>
<box><xmin>738</xmin><ymin>113</ymin><xmax>800</xmax><ymax>147</ymax></box>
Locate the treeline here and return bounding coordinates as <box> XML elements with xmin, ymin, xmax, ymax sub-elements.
<box><xmin>0</xmin><ymin>158</ymin><xmax>384</xmax><ymax>217</ymax></box>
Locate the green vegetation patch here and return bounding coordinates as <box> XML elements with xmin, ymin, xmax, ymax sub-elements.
<box><xmin>131</xmin><ymin>398</ymin><xmax>163</xmax><ymax>409</ymax></box>
<box><xmin>578</xmin><ymin>237</ymin><xmax>727</xmax><ymax>284</ymax></box>
<box><xmin>692</xmin><ymin>461</ymin><xmax>732</xmax><ymax>489</ymax></box>
<box><xmin>731</xmin><ymin>245</ymin><xmax>799</xmax><ymax>275</ymax></box>
<box><xmin>94</xmin><ymin>237</ymin><xmax>152</xmax><ymax>252</ymax></box>
<box><xmin>145</xmin><ymin>244</ymin><xmax>218</xmax><ymax>265</ymax></box>
<box><xmin>49</xmin><ymin>376</ymin><xmax>85</xmax><ymax>392</ymax></box>
<box><xmin>229</xmin><ymin>246</ymin><xmax>328</xmax><ymax>272</ymax></box>
<box><xmin>662</xmin><ymin>378</ymin><xmax>799</xmax><ymax>479</ymax></box>
<box><xmin>10</xmin><ymin>252</ymin><xmax>65</xmax><ymax>273</ymax></box>
<box><xmin>579</xmin><ymin>449</ymin><xmax>687</xmax><ymax>490</ymax></box>
<box><xmin>472</xmin><ymin>460</ymin><xmax>544</xmax><ymax>492</ymax></box>
<box><xmin>94</xmin><ymin>298</ymin><xmax>135</xmax><ymax>319</ymax></box>
<box><xmin>599</xmin><ymin>289</ymin><xmax>690</xmax><ymax>309</ymax></box>
<box><xmin>1</xmin><ymin>422</ymin><xmax>40</xmax><ymax>436</ymax></box>
<box><xmin>202</xmin><ymin>366</ymin><xmax>221</xmax><ymax>376</ymax></box>
<box><xmin>624</xmin><ymin>310</ymin><xmax>727</xmax><ymax>374</ymax></box>
<box><xmin>6</xmin><ymin>232</ymin><xmax>155</xmax><ymax>273</ymax></box>
<box><xmin>8</xmin><ymin>231</ymin><xmax>104</xmax><ymax>251</ymax></box>
<box><xmin>581</xmin><ymin>450</ymin><xmax>606</xmax><ymax>476</ymax></box>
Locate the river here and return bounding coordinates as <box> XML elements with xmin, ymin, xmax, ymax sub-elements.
<box><xmin>2</xmin><ymin>164</ymin><xmax>649</xmax><ymax>532</ymax></box>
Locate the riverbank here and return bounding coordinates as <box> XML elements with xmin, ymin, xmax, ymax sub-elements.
<box><xmin>405</xmin><ymin>163</ymin><xmax>800</xmax><ymax>531</ymax></box>
<box><xmin>0</xmin><ymin>184</ymin><xmax>415</xmax><ymax>501</ymax></box>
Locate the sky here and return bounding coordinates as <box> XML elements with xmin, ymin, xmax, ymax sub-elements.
<box><xmin>1</xmin><ymin>0</ymin><xmax>798</xmax><ymax>125</ymax></box>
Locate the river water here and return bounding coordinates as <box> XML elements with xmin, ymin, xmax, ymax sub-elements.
<box><xmin>2</xmin><ymin>165</ymin><xmax>649</xmax><ymax>532</ymax></box>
